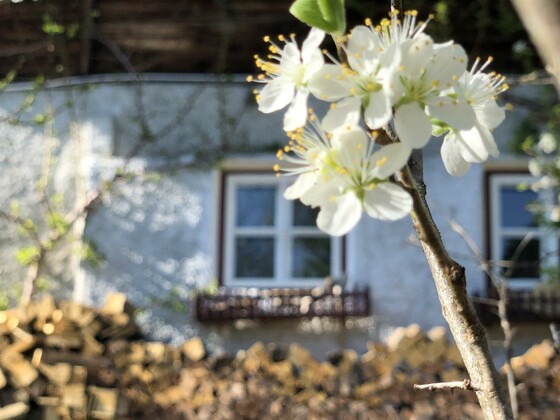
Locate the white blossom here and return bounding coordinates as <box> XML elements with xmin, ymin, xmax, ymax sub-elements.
<box><xmin>439</xmin><ymin>58</ymin><xmax>508</xmax><ymax>176</ymax></box>
<box><xmin>249</xmin><ymin>28</ymin><xmax>325</xmax><ymax>131</ymax></box>
<box><xmin>538</xmin><ymin>132</ymin><xmax>557</xmax><ymax>154</ymax></box>
<box><xmin>308</xmin><ymin>25</ymin><xmax>400</xmax><ymax>131</ymax></box>
<box><xmin>279</xmin><ymin>125</ymin><xmax>412</xmax><ymax>236</ymax></box>
<box><xmin>392</xmin><ymin>37</ymin><xmax>474</xmax><ymax>149</ymax></box>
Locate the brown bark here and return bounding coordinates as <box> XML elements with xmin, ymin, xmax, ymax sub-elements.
<box><xmin>397</xmin><ymin>163</ymin><xmax>512</xmax><ymax>419</ymax></box>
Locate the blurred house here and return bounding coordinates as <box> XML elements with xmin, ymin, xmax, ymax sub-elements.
<box><xmin>0</xmin><ymin>0</ymin><xmax>557</xmax><ymax>359</ymax></box>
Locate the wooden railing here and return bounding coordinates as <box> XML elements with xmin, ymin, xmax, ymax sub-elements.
<box><xmin>194</xmin><ymin>286</ymin><xmax>370</xmax><ymax>322</ymax></box>
<box><xmin>473</xmin><ymin>289</ymin><xmax>560</xmax><ymax>324</ymax></box>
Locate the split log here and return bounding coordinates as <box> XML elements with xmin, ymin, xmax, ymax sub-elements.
<box><xmin>182</xmin><ymin>336</ymin><xmax>206</xmax><ymax>362</ymax></box>
<box><xmin>0</xmin><ymin>402</ymin><xmax>29</xmax><ymax>420</ymax></box>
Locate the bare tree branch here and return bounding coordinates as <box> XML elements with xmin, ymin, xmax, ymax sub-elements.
<box><xmin>414</xmin><ymin>379</ymin><xmax>482</xmax><ymax>392</ymax></box>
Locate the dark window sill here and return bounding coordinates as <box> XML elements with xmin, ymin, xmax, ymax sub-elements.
<box><xmin>194</xmin><ymin>286</ymin><xmax>370</xmax><ymax>322</ymax></box>
<box><xmin>473</xmin><ymin>289</ymin><xmax>560</xmax><ymax>324</ymax></box>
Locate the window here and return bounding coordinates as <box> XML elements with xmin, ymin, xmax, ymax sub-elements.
<box><xmin>487</xmin><ymin>172</ymin><xmax>558</xmax><ymax>289</ymax></box>
<box><xmin>221</xmin><ymin>172</ymin><xmax>343</xmax><ymax>287</ymax></box>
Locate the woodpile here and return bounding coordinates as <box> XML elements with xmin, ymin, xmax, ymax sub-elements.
<box><xmin>0</xmin><ymin>294</ymin><xmax>558</xmax><ymax>419</ymax></box>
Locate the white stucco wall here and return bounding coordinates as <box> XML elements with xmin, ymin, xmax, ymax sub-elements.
<box><xmin>0</xmin><ymin>75</ymin><xmax>551</xmax><ymax>358</ymax></box>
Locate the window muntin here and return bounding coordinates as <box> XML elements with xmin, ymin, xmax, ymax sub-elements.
<box><xmin>489</xmin><ymin>173</ymin><xmax>558</xmax><ymax>289</ymax></box>
<box><xmin>223</xmin><ymin>173</ymin><xmax>342</xmax><ymax>287</ymax></box>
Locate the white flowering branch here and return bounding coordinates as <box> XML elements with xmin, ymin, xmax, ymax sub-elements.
<box><xmin>250</xmin><ymin>4</ymin><xmax>513</xmax><ymax>417</ymax></box>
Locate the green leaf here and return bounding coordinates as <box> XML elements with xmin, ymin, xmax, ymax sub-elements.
<box><xmin>34</xmin><ymin>113</ymin><xmax>47</xmax><ymax>125</ymax></box>
<box><xmin>47</xmin><ymin>212</ymin><xmax>69</xmax><ymax>235</ymax></box>
<box><xmin>16</xmin><ymin>246</ymin><xmax>40</xmax><ymax>266</ymax></box>
<box><xmin>42</xmin><ymin>15</ymin><xmax>65</xmax><ymax>35</ymax></box>
<box><xmin>289</xmin><ymin>0</ymin><xmax>346</xmax><ymax>34</ymax></box>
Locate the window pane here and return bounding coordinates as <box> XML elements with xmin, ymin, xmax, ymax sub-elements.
<box><xmin>500</xmin><ymin>187</ymin><xmax>538</xmax><ymax>228</ymax></box>
<box><xmin>236</xmin><ymin>237</ymin><xmax>274</xmax><ymax>278</ymax></box>
<box><xmin>236</xmin><ymin>186</ymin><xmax>276</xmax><ymax>226</ymax></box>
<box><xmin>501</xmin><ymin>238</ymin><xmax>540</xmax><ymax>278</ymax></box>
<box><xmin>292</xmin><ymin>237</ymin><xmax>331</xmax><ymax>278</ymax></box>
<box><xmin>293</xmin><ymin>200</ymin><xmax>319</xmax><ymax>226</ymax></box>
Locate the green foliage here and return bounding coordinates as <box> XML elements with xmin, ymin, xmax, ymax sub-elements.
<box><xmin>42</xmin><ymin>15</ymin><xmax>65</xmax><ymax>35</ymax></box>
<box><xmin>16</xmin><ymin>218</ymin><xmax>38</xmax><ymax>237</ymax></box>
<box><xmin>290</xmin><ymin>0</ymin><xmax>346</xmax><ymax>34</ymax></box>
<box><xmin>143</xmin><ymin>172</ymin><xmax>162</xmax><ymax>183</ymax></box>
<box><xmin>66</xmin><ymin>23</ymin><xmax>80</xmax><ymax>39</ymax></box>
<box><xmin>0</xmin><ymin>291</ymin><xmax>9</xmax><ymax>311</ymax></box>
<box><xmin>0</xmin><ymin>70</ymin><xmax>17</xmax><ymax>91</ymax></box>
<box><xmin>80</xmin><ymin>240</ymin><xmax>105</xmax><ymax>268</ymax></box>
<box><xmin>434</xmin><ymin>2</ymin><xmax>449</xmax><ymax>25</ymax></box>
<box><xmin>36</xmin><ymin>277</ymin><xmax>50</xmax><ymax>292</ymax></box>
<box><xmin>16</xmin><ymin>246</ymin><xmax>40</xmax><ymax>266</ymax></box>
<box><xmin>150</xmin><ymin>287</ymin><xmax>189</xmax><ymax>314</ymax></box>
<box><xmin>34</xmin><ymin>113</ymin><xmax>48</xmax><ymax>125</ymax></box>
<box><xmin>47</xmin><ymin>212</ymin><xmax>69</xmax><ymax>236</ymax></box>
<box><xmin>10</xmin><ymin>201</ymin><xmax>20</xmax><ymax>218</ymax></box>
<box><xmin>196</xmin><ymin>278</ymin><xmax>219</xmax><ymax>296</ymax></box>
<box><xmin>510</xmin><ymin>119</ymin><xmax>539</xmax><ymax>154</ymax></box>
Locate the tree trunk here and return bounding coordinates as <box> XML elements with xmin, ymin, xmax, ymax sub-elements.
<box><xmin>510</xmin><ymin>0</ymin><xmax>560</xmax><ymax>98</ymax></box>
<box><xmin>397</xmin><ymin>158</ymin><xmax>512</xmax><ymax>419</ymax></box>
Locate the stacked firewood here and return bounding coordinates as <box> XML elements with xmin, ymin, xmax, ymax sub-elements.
<box><xmin>0</xmin><ymin>294</ymin><xmax>558</xmax><ymax>419</ymax></box>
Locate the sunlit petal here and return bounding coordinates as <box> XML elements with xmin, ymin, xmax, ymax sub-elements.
<box><xmin>363</xmin><ymin>183</ymin><xmax>412</xmax><ymax>220</ymax></box>
<box><xmin>441</xmin><ymin>135</ymin><xmax>471</xmax><ymax>176</ymax></box>
<box><xmin>284</xmin><ymin>172</ymin><xmax>317</xmax><ymax>199</ymax></box>
<box><xmin>364</xmin><ymin>90</ymin><xmax>392</xmax><ymax>129</ymax></box>
<box><xmin>317</xmin><ymin>192</ymin><xmax>362</xmax><ymax>236</ymax></box>
<box><xmin>283</xmin><ymin>89</ymin><xmax>309</xmax><ymax>131</ymax></box>
<box><xmin>394</xmin><ymin>103</ymin><xmax>432</xmax><ymax>148</ymax></box>
<box><xmin>322</xmin><ymin>97</ymin><xmax>361</xmax><ymax>132</ymax></box>
<box><xmin>257</xmin><ymin>78</ymin><xmax>294</xmax><ymax>113</ymax></box>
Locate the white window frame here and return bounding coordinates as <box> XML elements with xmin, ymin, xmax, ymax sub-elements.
<box><xmin>489</xmin><ymin>173</ymin><xmax>558</xmax><ymax>289</ymax></box>
<box><xmin>222</xmin><ymin>172</ymin><xmax>343</xmax><ymax>288</ymax></box>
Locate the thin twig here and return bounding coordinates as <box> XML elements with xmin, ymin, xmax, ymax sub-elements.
<box><xmin>551</xmin><ymin>323</ymin><xmax>560</xmax><ymax>355</ymax></box>
<box><xmin>414</xmin><ymin>379</ymin><xmax>482</xmax><ymax>392</ymax></box>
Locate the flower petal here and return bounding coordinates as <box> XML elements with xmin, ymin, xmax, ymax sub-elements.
<box><xmin>363</xmin><ymin>183</ymin><xmax>412</xmax><ymax>220</ymax></box>
<box><xmin>322</xmin><ymin>96</ymin><xmax>361</xmax><ymax>132</ymax></box>
<box><xmin>394</xmin><ymin>102</ymin><xmax>432</xmax><ymax>148</ymax></box>
<box><xmin>347</xmin><ymin>26</ymin><xmax>378</xmax><ymax>73</ymax></box>
<box><xmin>281</xmin><ymin>43</ymin><xmax>301</xmax><ymax>69</ymax></box>
<box><xmin>426</xmin><ymin>42</ymin><xmax>468</xmax><ymax>86</ymax></box>
<box><xmin>426</xmin><ymin>97</ymin><xmax>475</xmax><ymax>130</ymax></box>
<box><xmin>309</xmin><ymin>64</ymin><xmax>350</xmax><ymax>101</ymax></box>
<box><xmin>301</xmin><ymin>28</ymin><xmax>325</xmax><ymax>63</ymax></box>
<box><xmin>369</xmin><ymin>143</ymin><xmax>411</xmax><ymax>180</ymax></box>
<box><xmin>458</xmin><ymin>123</ymin><xmax>499</xmax><ymax>163</ymax></box>
<box><xmin>283</xmin><ymin>89</ymin><xmax>309</xmax><ymax>131</ymax></box>
<box><xmin>364</xmin><ymin>90</ymin><xmax>392</xmax><ymax>129</ymax></box>
<box><xmin>475</xmin><ymin>100</ymin><xmax>505</xmax><ymax>130</ymax></box>
<box><xmin>317</xmin><ymin>192</ymin><xmax>362</xmax><ymax>236</ymax></box>
<box><xmin>300</xmin><ymin>181</ymin><xmax>334</xmax><ymax>208</ymax></box>
<box><xmin>284</xmin><ymin>172</ymin><xmax>317</xmax><ymax>199</ymax></box>
<box><xmin>441</xmin><ymin>134</ymin><xmax>471</xmax><ymax>176</ymax></box>
<box><xmin>400</xmin><ymin>35</ymin><xmax>434</xmax><ymax>77</ymax></box>
<box><xmin>257</xmin><ymin>78</ymin><xmax>294</xmax><ymax>113</ymax></box>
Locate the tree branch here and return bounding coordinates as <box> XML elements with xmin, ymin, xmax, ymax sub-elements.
<box><xmin>510</xmin><ymin>0</ymin><xmax>560</xmax><ymax>97</ymax></box>
<box><xmin>414</xmin><ymin>379</ymin><xmax>482</xmax><ymax>392</ymax></box>
<box><xmin>396</xmin><ymin>160</ymin><xmax>512</xmax><ymax>419</ymax></box>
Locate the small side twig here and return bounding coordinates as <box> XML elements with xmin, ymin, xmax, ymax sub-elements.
<box><xmin>414</xmin><ymin>379</ymin><xmax>481</xmax><ymax>392</ymax></box>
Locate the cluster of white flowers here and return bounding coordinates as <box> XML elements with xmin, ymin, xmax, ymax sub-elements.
<box><xmin>526</xmin><ymin>131</ymin><xmax>560</xmax><ymax>221</ymax></box>
<box><xmin>249</xmin><ymin>10</ymin><xmax>508</xmax><ymax>236</ymax></box>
